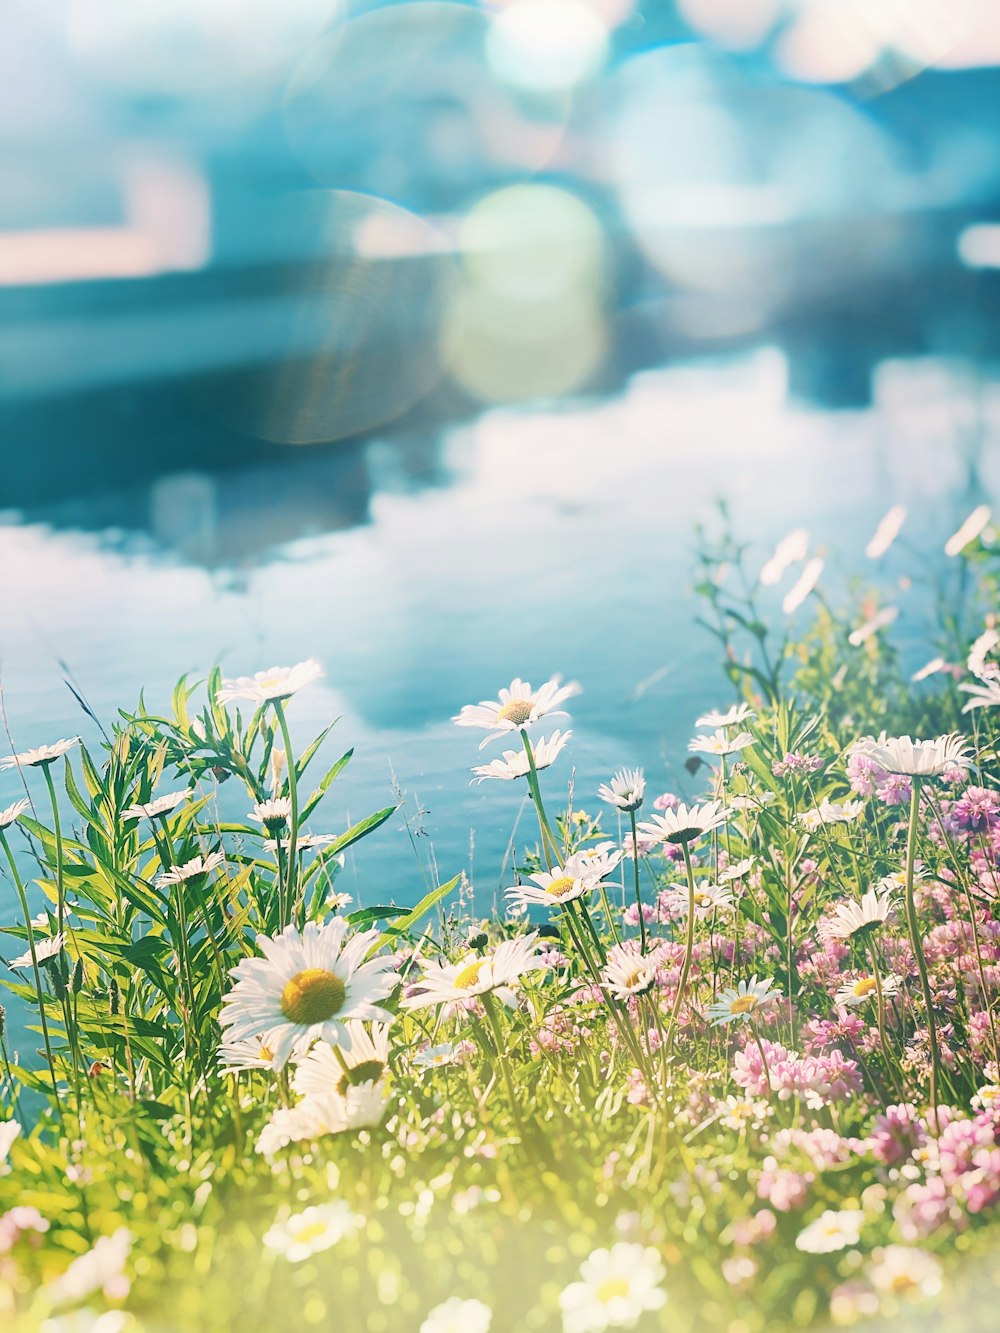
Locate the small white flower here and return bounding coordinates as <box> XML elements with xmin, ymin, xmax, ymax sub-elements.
<box><xmin>835</xmin><ymin>974</ymin><xmax>901</xmax><ymax>1008</ymax></box>
<box><xmin>866</xmin><ymin>505</ymin><xmax>907</xmax><ymax>559</ymax></box>
<box><xmin>264</xmin><ymin>832</ymin><xmax>338</xmax><ymax>853</ymax></box>
<box><xmin>326</xmin><ymin>890</ymin><xmax>353</xmax><ymax>911</ymax></box>
<box><xmin>9</xmin><ymin>932</ymin><xmax>65</xmax><ymax>971</ymax></box>
<box><xmin>598</xmin><ymin>768</ymin><xmax>645</xmax><ymax>812</ymax></box>
<box><xmin>760</xmin><ymin>529</ymin><xmax>808</xmax><ymax>586</ymax></box>
<box><xmin>637</xmin><ymin>800</ymin><xmax>728</xmax><ymax>846</ymax></box>
<box><xmin>419</xmin><ymin>1298</ymin><xmax>492</xmax><ymax>1333</ymax></box>
<box><xmin>471</xmin><ymin>730</ymin><xmax>571</xmax><ymax>782</ymax></box>
<box><xmin>155</xmin><ymin>850</ymin><xmax>225</xmax><ymax>887</ymax></box>
<box><xmin>601</xmin><ymin>951</ymin><xmax>659</xmax><ymax>997</ymax></box>
<box><xmin>706</xmin><ymin>975</ymin><xmax>778</xmax><ymax>1026</ymax></box>
<box><xmin>855</xmin><ymin>733</ymin><xmax>973</xmax><ymax>778</ymax></box>
<box><xmin>695</xmin><ymin>703</ymin><xmax>756</xmax><ymax>729</ymax></box>
<box><xmin>849</xmin><ymin>607</ymin><xmax>898</xmax><ymax>647</ymax></box>
<box><xmin>961</xmin><ymin>678</ymin><xmax>1000</xmax><ymax>713</ymax></box>
<box><xmin>401</xmin><ymin>934</ymin><xmax>544</xmax><ymax>1015</ymax></box>
<box><xmin>0</xmin><ymin>799</ymin><xmax>29</xmax><ymax>829</ymax></box>
<box><xmin>216</xmin><ymin>1035</ymin><xmax>280</xmax><ymax>1074</ymax></box>
<box><xmin>291</xmin><ymin>1023</ymin><xmax>390</xmax><ymax>1097</ymax></box>
<box><xmin>454</xmin><ymin>676</ymin><xmax>581</xmax><ymax>749</ymax></box>
<box><xmin>48</xmin><ymin>1229</ymin><xmax>132</xmax><ymax>1305</ymax></box>
<box><xmin>0</xmin><ymin>737</ymin><xmax>79</xmax><ymax>770</ymax></box>
<box><xmin>662</xmin><ymin>881</ymin><xmax>734</xmax><ymax>918</ymax></box>
<box><xmin>728</xmin><ymin>791</ymin><xmax>775</xmax><ymax>811</ymax></box>
<box><xmin>719</xmin><ymin>857</ymin><xmax>756</xmax><ymax>883</ymax></box>
<box><xmin>782</xmin><ymin>557</ymin><xmax>824</xmax><ymax>614</ymax></box>
<box><xmin>867</xmin><ymin>1245</ymin><xmax>942</xmax><ymax>1299</ymax></box>
<box><xmin>219</xmin><ymin>918</ymin><xmax>400</xmax><ymax>1070</ymax></box>
<box><xmin>255</xmin><ymin>1081</ymin><xmax>389</xmax><ymax>1155</ymax></box>
<box><xmin>122</xmin><ymin>790</ymin><xmax>189</xmax><ymax>821</ymax></box>
<box><xmin>972</xmin><ymin>1083</ymin><xmax>1000</xmax><ymax>1112</ymax></box>
<box><xmin>506</xmin><ymin>847</ymin><xmax>617</xmax><ymax>912</ymax></box>
<box><xmin>263</xmin><ymin>1202</ymin><xmax>362</xmax><ymax>1262</ymax></box>
<box><xmin>968</xmin><ymin>627</ymin><xmax>999</xmax><ymax>681</ymax></box>
<box><xmin>718</xmin><ymin>1094</ymin><xmax>771</xmax><ymax>1131</ymax></box>
<box><xmin>912</xmin><ymin>657</ymin><xmax>947</xmax><ymax>682</ymax></box>
<box><xmin>818</xmin><ymin>889</ymin><xmax>896</xmax><ymax>943</ymax></box>
<box><xmin>217</xmin><ymin>659</ymin><xmax>324</xmax><ymax>707</ymax></box>
<box><xmin>558</xmin><ymin>1242</ymin><xmax>667</xmax><ymax>1333</ymax></box>
<box><xmin>688</xmin><ymin>729</ymin><xmax>754</xmax><ymax>756</ymax></box>
<box><xmin>795</xmin><ymin>1209</ymin><xmax>865</xmax><ymax>1254</ymax></box>
<box><xmin>249</xmin><ymin>798</ymin><xmax>293</xmax><ymax>827</ymax></box>
<box><xmin>413</xmin><ymin>1042</ymin><xmax>460</xmax><ymax>1070</ymax></box>
<box><xmin>0</xmin><ymin>1119</ymin><xmax>21</xmax><ymax>1167</ymax></box>
<box><xmin>798</xmin><ymin>798</ymin><xmax>866</xmax><ymax>831</ymax></box>
<box><xmin>944</xmin><ymin>504</ymin><xmax>991</xmax><ymax>557</ymax></box>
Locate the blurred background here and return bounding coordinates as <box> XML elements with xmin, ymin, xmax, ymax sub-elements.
<box><xmin>2</xmin><ymin>0</ymin><xmax>1000</xmax><ymax>924</ymax></box>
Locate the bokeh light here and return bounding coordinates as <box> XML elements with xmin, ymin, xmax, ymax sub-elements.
<box><xmin>486</xmin><ymin>0</ymin><xmax>610</xmax><ymax>94</ymax></box>
<box><xmin>676</xmin><ymin>0</ymin><xmax>782</xmax><ymax>51</ymax></box>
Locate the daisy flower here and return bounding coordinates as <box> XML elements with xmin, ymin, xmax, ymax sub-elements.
<box><xmin>291</xmin><ymin>1023</ymin><xmax>391</xmax><ymax>1097</ymax></box>
<box><xmin>48</xmin><ymin>1228</ymin><xmax>132</xmax><ymax>1305</ymax></box>
<box><xmin>0</xmin><ymin>737</ymin><xmax>79</xmax><ymax>770</ymax></box>
<box><xmin>217</xmin><ymin>659</ymin><xmax>324</xmax><ymax>707</ymax></box>
<box><xmin>718</xmin><ymin>1094</ymin><xmax>771</xmax><ymax>1131</ymax></box>
<box><xmin>263</xmin><ymin>1203</ymin><xmax>361</xmax><ymax>1263</ymax></box>
<box><xmin>854</xmin><ymin>733</ymin><xmax>973</xmax><ymax>778</ymax></box>
<box><xmin>706</xmin><ymin>975</ymin><xmax>778</xmax><ymax>1026</ymax></box>
<box><xmin>835</xmin><ymin>974</ymin><xmax>901</xmax><ymax>1008</ymax></box>
<box><xmin>601</xmin><ymin>950</ymin><xmax>659</xmax><ymax>997</ymax></box>
<box><xmin>798</xmin><ymin>798</ymin><xmax>866</xmax><ymax>831</ymax></box>
<box><xmin>0</xmin><ymin>1120</ymin><xmax>20</xmax><ymax>1167</ymax></box>
<box><xmin>662</xmin><ymin>881</ymin><xmax>734</xmax><ymax>919</ymax></box>
<box><xmin>558</xmin><ymin>1242</ymin><xmax>667</xmax><ymax>1333</ymax></box>
<box><xmin>728</xmin><ymin>791</ymin><xmax>775</xmax><ymax>811</ymax></box>
<box><xmin>695</xmin><ymin>702</ymin><xmax>755</xmax><ymax>729</ymax></box>
<box><xmin>867</xmin><ymin>1245</ymin><xmax>941</xmax><ymax>1299</ymax></box>
<box><xmin>866</xmin><ymin>504</ymin><xmax>907</xmax><ymax>559</ymax></box>
<box><xmin>637</xmin><ymin>800</ymin><xmax>727</xmax><ymax>846</ymax></box>
<box><xmin>122</xmin><ymin>790</ymin><xmax>189</xmax><ymax>821</ymax></box>
<box><xmin>506</xmin><ymin>849</ymin><xmax>616</xmax><ymax>912</ymax></box>
<box><xmin>598</xmin><ymin>768</ymin><xmax>645</xmax><ymax>812</ymax></box>
<box><xmin>688</xmin><ymin>729</ymin><xmax>754</xmax><ymax>756</ymax></box>
<box><xmin>968</xmin><ymin>627</ymin><xmax>999</xmax><ymax>680</ymax></box>
<box><xmin>719</xmin><ymin>857</ymin><xmax>756</xmax><ymax>883</ymax></box>
<box><xmin>817</xmin><ymin>888</ymin><xmax>896</xmax><ymax>942</ymax></box>
<box><xmin>453</xmin><ymin>676</ymin><xmax>581</xmax><ymax>749</ymax></box>
<box><xmin>0</xmin><ymin>799</ymin><xmax>29</xmax><ymax>829</ymax></box>
<box><xmin>255</xmin><ymin>1081</ymin><xmax>389</xmax><ymax>1155</ymax></box>
<box><xmin>795</xmin><ymin>1209</ymin><xmax>865</xmax><ymax>1254</ymax></box>
<box><xmin>961</xmin><ymin>678</ymin><xmax>1000</xmax><ymax>712</ymax></box>
<box><xmin>569</xmin><ymin>841</ymin><xmax>624</xmax><ymax>881</ymax></box>
<box><xmin>9</xmin><ymin>932</ymin><xmax>65</xmax><ymax>971</ymax></box>
<box><xmin>218</xmin><ymin>918</ymin><xmax>400</xmax><ymax>1070</ymax></box>
<box><xmin>471</xmin><ymin>730</ymin><xmax>571</xmax><ymax>782</ymax></box>
<box><xmin>216</xmin><ymin>1035</ymin><xmax>280</xmax><ymax>1074</ymax></box>
<box><xmin>264</xmin><ymin>832</ymin><xmax>338</xmax><ymax>853</ymax></box>
<box><xmin>419</xmin><ymin>1298</ymin><xmax>492</xmax><ymax>1333</ymax></box>
<box><xmin>248</xmin><ymin>798</ymin><xmax>293</xmax><ymax>828</ymax></box>
<box><xmin>400</xmin><ymin>934</ymin><xmax>544</xmax><ymax>1015</ymax></box>
<box><xmin>412</xmin><ymin>1042</ymin><xmax>460</xmax><ymax>1070</ymax></box>
<box><xmin>155</xmin><ymin>850</ymin><xmax>225</xmax><ymax>888</ymax></box>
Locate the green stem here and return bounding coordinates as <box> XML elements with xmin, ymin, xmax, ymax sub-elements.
<box><xmin>272</xmin><ymin>701</ymin><xmax>299</xmax><ymax>927</ymax></box>
<box><xmin>904</xmin><ymin>778</ymin><xmax>941</xmax><ymax>1133</ymax></box>
<box><xmin>42</xmin><ymin>764</ymin><xmax>66</xmax><ymax>938</ymax></box>
<box><xmin>481</xmin><ymin>992</ymin><xmax>524</xmax><ymax>1133</ymax></box>
<box><xmin>666</xmin><ymin>842</ymin><xmax>699</xmax><ymax>1040</ymax></box>
<box><xmin>519</xmin><ymin>730</ymin><xmax>560</xmax><ymax>870</ymax></box>
<box><xmin>629</xmin><ymin>808</ymin><xmax>647</xmax><ymax>954</ymax></box>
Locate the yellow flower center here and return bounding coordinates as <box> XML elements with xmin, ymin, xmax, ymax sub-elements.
<box><xmin>497</xmin><ymin>699</ymin><xmax>534</xmax><ymax>726</ymax></box>
<box><xmin>453</xmin><ymin>958</ymin><xmax>488</xmax><ymax>991</ymax></box>
<box><xmin>730</xmin><ymin>994</ymin><xmax>759</xmax><ymax>1016</ymax></box>
<box><xmin>888</xmin><ymin>1274</ymin><xmax>916</xmax><ymax>1294</ymax></box>
<box><xmin>694</xmin><ymin>892</ymin><xmax>712</xmax><ymax>908</ymax></box>
<box><xmin>596</xmin><ymin>1278</ymin><xmax>630</xmax><ymax>1305</ymax></box>
<box><xmin>337</xmin><ymin>1059</ymin><xmax>386</xmax><ymax>1096</ymax></box>
<box><xmin>292</xmin><ymin>1220</ymin><xmax>331</xmax><ymax>1245</ymax></box>
<box><xmin>279</xmin><ymin>969</ymin><xmax>347</xmax><ymax>1025</ymax></box>
<box><xmin>258</xmin><ymin>1043</ymin><xmax>274</xmax><ymax>1063</ymax></box>
<box><xmin>622</xmin><ymin>967</ymin><xmax>648</xmax><ymax>990</ymax></box>
<box><xmin>545</xmin><ymin>876</ymin><xmax>577</xmax><ymax>899</ymax></box>
<box><xmin>852</xmin><ymin>977</ymin><xmax>878</xmax><ymax>998</ymax></box>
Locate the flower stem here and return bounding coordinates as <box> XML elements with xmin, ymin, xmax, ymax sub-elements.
<box><xmin>904</xmin><ymin>778</ymin><xmax>941</xmax><ymax>1133</ymax></box>
<box><xmin>629</xmin><ymin>808</ymin><xmax>647</xmax><ymax>954</ymax></box>
<box><xmin>519</xmin><ymin>730</ymin><xmax>560</xmax><ymax>870</ymax></box>
<box><xmin>41</xmin><ymin>763</ymin><xmax>66</xmax><ymax>938</ymax></box>
<box><xmin>272</xmin><ymin>700</ymin><xmax>299</xmax><ymax>927</ymax></box>
<box><xmin>666</xmin><ymin>842</ymin><xmax>698</xmax><ymax>1041</ymax></box>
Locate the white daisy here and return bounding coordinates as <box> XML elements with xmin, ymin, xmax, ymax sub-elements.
<box><xmin>122</xmin><ymin>790</ymin><xmax>189</xmax><ymax>821</ymax></box>
<box><xmin>944</xmin><ymin>504</ymin><xmax>991</xmax><ymax>557</ymax></box>
<box><xmin>400</xmin><ymin>934</ymin><xmax>544</xmax><ymax>1015</ymax></box>
<box><xmin>719</xmin><ymin>857</ymin><xmax>756</xmax><ymax>883</ymax></box>
<box><xmin>219</xmin><ymin>918</ymin><xmax>400</xmax><ymax>1070</ymax></box>
<box><xmin>798</xmin><ymin>798</ymin><xmax>866</xmax><ymax>831</ymax></box>
<box><xmin>854</xmin><ymin>733</ymin><xmax>973</xmax><ymax>778</ymax></box>
<box><xmin>706</xmin><ymin>976</ymin><xmax>778</xmax><ymax>1026</ymax></box>
<box><xmin>795</xmin><ymin>1209</ymin><xmax>865</xmax><ymax>1254</ymax></box>
<box><xmin>961</xmin><ymin>679</ymin><xmax>1000</xmax><ymax>713</ymax></box>
<box><xmin>217</xmin><ymin>659</ymin><xmax>324</xmax><ymax>707</ymax></box>
<box><xmin>0</xmin><ymin>799</ymin><xmax>29</xmax><ymax>829</ymax></box>
<box><xmin>419</xmin><ymin>1298</ymin><xmax>492</xmax><ymax>1333</ymax></box>
<box><xmin>0</xmin><ymin>737</ymin><xmax>79</xmax><ymax>770</ymax></box>
<box><xmin>866</xmin><ymin>505</ymin><xmax>907</xmax><ymax>559</ymax></box>
<box><xmin>48</xmin><ymin>1229</ymin><xmax>132</xmax><ymax>1305</ymax></box>
<box><xmin>412</xmin><ymin>1042</ymin><xmax>460</xmax><ymax>1070</ymax></box>
<box><xmin>264</xmin><ymin>833</ymin><xmax>338</xmax><ymax>853</ymax></box>
<box><xmin>782</xmin><ymin>557</ymin><xmax>824</xmax><ymax>614</ymax></box>
<box><xmin>759</xmin><ymin>529</ymin><xmax>808</xmax><ymax>586</ymax></box>
<box><xmin>453</xmin><ymin>676</ymin><xmax>581</xmax><ymax>749</ymax></box>
<box><xmin>695</xmin><ymin>703</ymin><xmax>756</xmax><ymax>729</ymax></box>
<box><xmin>569</xmin><ymin>841</ymin><xmax>624</xmax><ymax>881</ymax></box>
<box><xmin>688</xmin><ymin>729</ymin><xmax>754</xmax><ymax>756</ymax></box>
<box><xmin>718</xmin><ymin>1094</ymin><xmax>771</xmax><ymax>1131</ymax></box>
<box><xmin>835</xmin><ymin>974</ymin><xmax>901</xmax><ymax>1009</ymax></box>
<box><xmin>598</xmin><ymin>768</ymin><xmax>645</xmax><ymax>812</ymax></box>
<box><xmin>255</xmin><ymin>1081</ymin><xmax>389</xmax><ymax>1155</ymax></box>
<box><xmin>249</xmin><ymin>798</ymin><xmax>293</xmax><ymax>827</ymax></box>
<box><xmin>637</xmin><ymin>800</ymin><xmax>728</xmax><ymax>846</ymax></box>
<box><xmin>968</xmin><ymin>627</ymin><xmax>999</xmax><ymax>680</ymax></box>
<box><xmin>155</xmin><ymin>850</ymin><xmax>225</xmax><ymax>888</ymax></box>
<box><xmin>9</xmin><ymin>932</ymin><xmax>65</xmax><ymax>971</ymax></box>
<box><xmin>867</xmin><ymin>1245</ymin><xmax>941</xmax><ymax>1299</ymax></box>
<box><xmin>291</xmin><ymin>1023</ymin><xmax>391</xmax><ymax>1097</ymax></box>
<box><xmin>601</xmin><ymin>950</ymin><xmax>659</xmax><ymax>997</ymax></box>
<box><xmin>216</xmin><ymin>1035</ymin><xmax>280</xmax><ymax>1074</ymax></box>
<box><xmin>558</xmin><ymin>1242</ymin><xmax>667</xmax><ymax>1333</ymax></box>
<box><xmin>662</xmin><ymin>882</ymin><xmax>734</xmax><ymax>918</ymax></box>
<box><xmin>506</xmin><ymin>849</ymin><xmax>615</xmax><ymax>912</ymax></box>
<box><xmin>471</xmin><ymin>730</ymin><xmax>571</xmax><ymax>782</ymax></box>
<box><xmin>728</xmin><ymin>791</ymin><xmax>775</xmax><ymax>810</ymax></box>
<box><xmin>817</xmin><ymin>889</ymin><xmax>896</xmax><ymax>943</ymax></box>
<box><xmin>0</xmin><ymin>1119</ymin><xmax>20</xmax><ymax>1166</ymax></box>
<box><xmin>263</xmin><ymin>1202</ymin><xmax>362</xmax><ymax>1262</ymax></box>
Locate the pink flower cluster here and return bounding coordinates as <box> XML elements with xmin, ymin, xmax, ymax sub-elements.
<box><xmin>733</xmin><ymin>1037</ymin><xmax>862</xmax><ymax>1109</ymax></box>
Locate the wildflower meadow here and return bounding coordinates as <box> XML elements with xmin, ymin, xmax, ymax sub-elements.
<box><xmin>2</xmin><ymin>510</ymin><xmax>1000</xmax><ymax>1333</ymax></box>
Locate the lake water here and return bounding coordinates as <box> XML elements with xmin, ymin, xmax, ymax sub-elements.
<box><xmin>2</xmin><ymin>347</ymin><xmax>999</xmax><ymax>1049</ymax></box>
